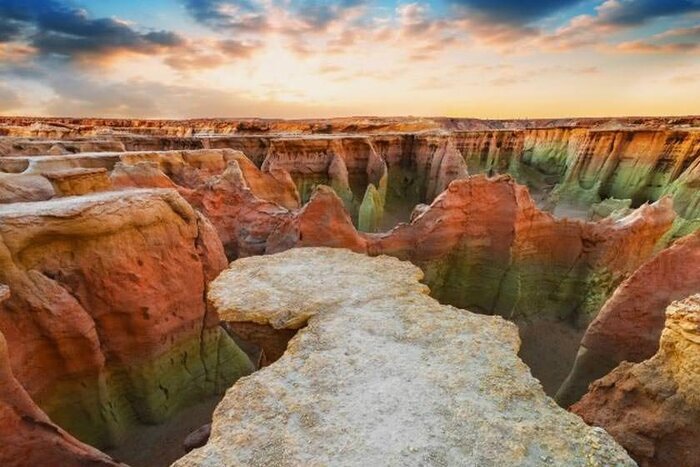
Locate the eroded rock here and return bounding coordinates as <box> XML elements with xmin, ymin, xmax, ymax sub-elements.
<box><xmin>557</xmin><ymin>230</ymin><xmax>700</xmax><ymax>406</ymax></box>
<box><xmin>572</xmin><ymin>295</ymin><xmax>700</xmax><ymax>467</ymax></box>
<box><xmin>0</xmin><ymin>286</ymin><xmax>122</xmax><ymax>467</ymax></box>
<box><xmin>175</xmin><ymin>248</ymin><xmax>634</xmax><ymax>466</ymax></box>
<box><xmin>0</xmin><ymin>189</ymin><xmax>254</xmax><ymax>448</ymax></box>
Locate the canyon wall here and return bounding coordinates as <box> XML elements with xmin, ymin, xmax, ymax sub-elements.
<box><xmin>0</xmin><ymin>189</ymin><xmax>254</xmax><ymax>449</ymax></box>
<box><xmin>0</xmin><ymin>116</ymin><xmax>698</xmax><ymax>465</ymax></box>
<box><xmin>572</xmin><ymin>295</ymin><xmax>700</xmax><ymax>467</ymax></box>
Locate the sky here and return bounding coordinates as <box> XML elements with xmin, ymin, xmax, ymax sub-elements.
<box><xmin>0</xmin><ymin>0</ymin><xmax>698</xmax><ymax>118</ymax></box>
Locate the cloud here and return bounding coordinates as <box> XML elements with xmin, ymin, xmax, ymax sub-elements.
<box><xmin>615</xmin><ymin>24</ymin><xmax>700</xmax><ymax>52</ymax></box>
<box><xmin>292</xmin><ymin>0</ymin><xmax>367</xmax><ymax>29</ymax></box>
<box><xmin>539</xmin><ymin>0</ymin><xmax>700</xmax><ymax>51</ymax></box>
<box><xmin>596</xmin><ymin>0</ymin><xmax>700</xmax><ymax>26</ymax></box>
<box><xmin>163</xmin><ymin>39</ymin><xmax>261</xmax><ymax>70</ymax></box>
<box><xmin>448</xmin><ymin>0</ymin><xmax>583</xmax><ymax>24</ymax></box>
<box><xmin>0</xmin><ymin>0</ymin><xmax>185</xmax><ymax>62</ymax></box>
<box><xmin>0</xmin><ymin>17</ymin><xmax>24</xmax><ymax>42</ymax></box>
<box><xmin>183</xmin><ymin>0</ymin><xmax>269</xmax><ymax>32</ymax></box>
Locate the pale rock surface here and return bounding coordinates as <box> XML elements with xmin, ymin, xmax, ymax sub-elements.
<box><xmin>0</xmin><ymin>172</ymin><xmax>55</xmax><ymax>203</ymax></box>
<box><xmin>175</xmin><ymin>248</ymin><xmax>634</xmax><ymax>467</ymax></box>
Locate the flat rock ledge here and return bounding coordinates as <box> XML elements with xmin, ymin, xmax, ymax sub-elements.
<box><xmin>175</xmin><ymin>248</ymin><xmax>634</xmax><ymax>466</ymax></box>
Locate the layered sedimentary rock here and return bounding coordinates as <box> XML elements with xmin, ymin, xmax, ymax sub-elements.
<box><xmin>175</xmin><ymin>248</ymin><xmax>634</xmax><ymax>466</ymax></box>
<box><xmin>268</xmin><ymin>176</ymin><xmax>676</xmax><ymax>325</ymax></box>
<box><xmin>0</xmin><ymin>172</ymin><xmax>55</xmax><ymax>203</ymax></box>
<box><xmin>572</xmin><ymin>295</ymin><xmax>700</xmax><ymax>467</ymax></box>
<box><xmin>451</xmin><ymin>128</ymin><xmax>700</xmax><ymax>223</ymax></box>
<box><xmin>0</xmin><ymin>116</ymin><xmax>698</xmax><ymax>465</ymax></box>
<box><xmin>0</xmin><ymin>190</ymin><xmax>253</xmax><ymax>448</ymax></box>
<box><xmin>557</xmin><ymin>229</ymin><xmax>700</xmax><ymax>406</ymax></box>
<box><xmin>0</xmin><ymin>286</ymin><xmax>122</xmax><ymax>467</ymax></box>
<box><xmin>260</xmin><ymin>135</ymin><xmax>467</xmax><ymax>230</ymax></box>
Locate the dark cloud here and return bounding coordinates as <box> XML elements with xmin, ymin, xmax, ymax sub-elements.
<box><xmin>598</xmin><ymin>0</ymin><xmax>700</xmax><ymax>26</ymax></box>
<box><xmin>292</xmin><ymin>0</ymin><xmax>366</xmax><ymax>29</ymax></box>
<box><xmin>183</xmin><ymin>0</ymin><xmax>268</xmax><ymax>32</ymax></box>
<box><xmin>449</xmin><ymin>0</ymin><xmax>583</xmax><ymax>24</ymax></box>
<box><xmin>183</xmin><ymin>0</ymin><xmax>367</xmax><ymax>33</ymax></box>
<box><xmin>0</xmin><ymin>0</ymin><xmax>58</xmax><ymax>42</ymax></box>
<box><xmin>0</xmin><ymin>17</ymin><xmax>24</xmax><ymax>42</ymax></box>
<box><xmin>0</xmin><ymin>0</ymin><xmax>184</xmax><ymax>59</ymax></box>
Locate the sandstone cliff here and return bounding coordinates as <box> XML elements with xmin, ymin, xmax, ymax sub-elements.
<box><xmin>0</xmin><ymin>286</ymin><xmax>123</xmax><ymax>466</ymax></box>
<box><xmin>0</xmin><ymin>190</ymin><xmax>253</xmax><ymax>448</ymax></box>
<box><xmin>572</xmin><ymin>295</ymin><xmax>700</xmax><ymax>467</ymax></box>
<box><xmin>557</xmin><ymin>229</ymin><xmax>700</xmax><ymax>406</ymax></box>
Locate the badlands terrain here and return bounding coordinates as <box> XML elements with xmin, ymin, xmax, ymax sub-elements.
<box><xmin>0</xmin><ymin>115</ymin><xmax>698</xmax><ymax>466</ymax></box>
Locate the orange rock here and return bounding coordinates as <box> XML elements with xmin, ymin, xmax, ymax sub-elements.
<box><xmin>0</xmin><ymin>286</ymin><xmax>121</xmax><ymax>467</ymax></box>
<box><xmin>0</xmin><ymin>189</ymin><xmax>253</xmax><ymax>448</ymax></box>
<box><xmin>572</xmin><ymin>295</ymin><xmax>700</xmax><ymax>467</ymax></box>
<box><xmin>557</xmin><ymin>230</ymin><xmax>700</xmax><ymax>406</ymax></box>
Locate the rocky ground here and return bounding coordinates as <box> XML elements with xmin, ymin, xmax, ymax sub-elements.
<box><xmin>0</xmin><ymin>116</ymin><xmax>698</xmax><ymax>466</ymax></box>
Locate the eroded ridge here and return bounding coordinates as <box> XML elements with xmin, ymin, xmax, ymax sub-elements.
<box><xmin>572</xmin><ymin>295</ymin><xmax>700</xmax><ymax>466</ymax></box>
<box><xmin>176</xmin><ymin>248</ymin><xmax>634</xmax><ymax>466</ymax></box>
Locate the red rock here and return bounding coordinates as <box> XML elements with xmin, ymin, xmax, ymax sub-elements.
<box><xmin>0</xmin><ymin>286</ymin><xmax>121</xmax><ymax>467</ymax></box>
<box><xmin>556</xmin><ymin>230</ymin><xmax>700</xmax><ymax>406</ymax></box>
<box><xmin>0</xmin><ymin>189</ymin><xmax>253</xmax><ymax>448</ymax></box>
<box><xmin>572</xmin><ymin>295</ymin><xmax>700</xmax><ymax>467</ymax></box>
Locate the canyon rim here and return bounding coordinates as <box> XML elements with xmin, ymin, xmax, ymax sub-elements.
<box><xmin>1</xmin><ymin>0</ymin><xmax>700</xmax><ymax>466</ymax></box>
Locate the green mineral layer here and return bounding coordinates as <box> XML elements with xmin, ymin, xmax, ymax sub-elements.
<box><xmin>37</xmin><ymin>327</ymin><xmax>253</xmax><ymax>448</ymax></box>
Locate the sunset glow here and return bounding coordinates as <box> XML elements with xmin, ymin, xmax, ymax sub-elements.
<box><xmin>1</xmin><ymin>0</ymin><xmax>698</xmax><ymax>118</ymax></box>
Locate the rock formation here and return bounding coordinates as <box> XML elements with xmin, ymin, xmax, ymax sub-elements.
<box><xmin>267</xmin><ymin>176</ymin><xmax>676</xmax><ymax>325</ymax></box>
<box><xmin>557</xmin><ymin>229</ymin><xmax>700</xmax><ymax>406</ymax></box>
<box><xmin>0</xmin><ymin>115</ymin><xmax>698</xmax><ymax>465</ymax></box>
<box><xmin>0</xmin><ymin>285</ymin><xmax>123</xmax><ymax>466</ymax></box>
<box><xmin>572</xmin><ymin>295</ymin><xmax>700</xmax><ymax>467</ymax></box>
<box><xmin>175</xmin><ymin>248</ymin><xmax>634</xmax><ymax>466</ymax></box>
<box><xmin>0</xmin><ymin>190</ymin><xmax>253</xmax><ymax>449</ymax></box>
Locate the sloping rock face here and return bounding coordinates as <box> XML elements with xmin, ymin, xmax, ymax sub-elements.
<box><xmin>0</xmin><ymin>190</ymin><xmax>253</xmax><ymax>448</ymax></box>
<box><xmin>374</xmin><ymin>176</ymin><xmax>676</xmax><ymax>324</ymax></box>
<box><xmin>175</xmin><ymin>248</ymin><xmax>634</xmax><ymax>466</ymax></box>
<box><xmin>268</xmin><ymin>176</ymin><xmax>676</xmax><ymax>325</ymax></box>
<box><xmin>572</xmin><ymin>295</ymin><xmax>700</xmax><ymax>467</ymax></box>
<box><xmin>0</xmin><ymin>321</ymin><xmax>122</xmax><ymax>466</ymax></box>
<box><xmin>557</xmin><ymin>230</ymin><xmax>700</xmax><ymax>406</ymax></box>
<box><xmin>1</xmin><ymin>285</ymin><xmax>122</xmax><ymax>467</ymax></box>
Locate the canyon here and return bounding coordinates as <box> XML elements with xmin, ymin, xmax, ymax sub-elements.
<box><xmin>0</xmin><ymin>116</ymin><xmax>698</xmax><ymax>466</ymax></box>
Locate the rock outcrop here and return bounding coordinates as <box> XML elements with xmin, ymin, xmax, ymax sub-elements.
<box><xmin>0</xmin><ymin>190</ymin><xmax>253</xmax><ymax>448</ymax></box>
<box><xmin>267</xmin><ymin>176</ymin><xmax>676</xmax><ymax>325</ymax></box>
<box><xmin>572</xmin><ymin>295</ymin><xmax>700</xmax><ymax>467</ymax></box>
<box><xmin>557</xmin><ymin>229</ymin><xmax>700</xmax><ymax>406</ymax></box>
<box><xmin>0</xmin><ymin>285</ymin><xmax>123</xmax><ymax>467</ymax></box>
<box><xmin>175</xmin><ymin>247</ymin><xmax>634</xmax><ymax>466</ymax></box>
